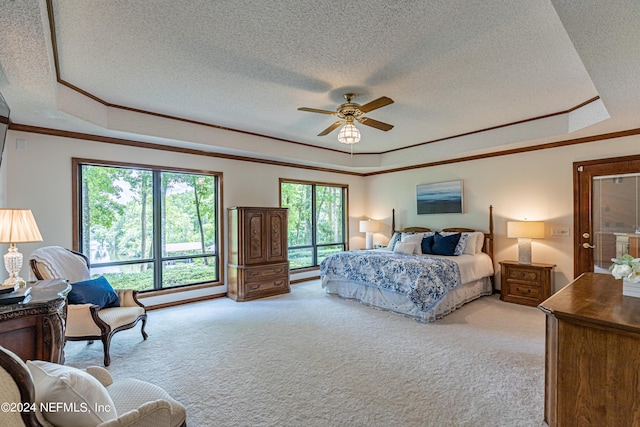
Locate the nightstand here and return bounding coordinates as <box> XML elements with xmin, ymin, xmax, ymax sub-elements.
<box><xmin>499</xmin><ymin>261</ymin><xmax>555</xmax><ymax>307</ymax></box>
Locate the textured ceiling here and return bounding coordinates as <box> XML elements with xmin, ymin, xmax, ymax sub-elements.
<box><xmin>1</xmin><ymin>0</ymin><xmax>639</xmax><ymax>172</ymax></box>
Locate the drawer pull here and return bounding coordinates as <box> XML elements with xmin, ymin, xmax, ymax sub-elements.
<box><xmin>516</xmin><ymin>287</ymin><xmax>531</xmax><ymax>295</ymax></box>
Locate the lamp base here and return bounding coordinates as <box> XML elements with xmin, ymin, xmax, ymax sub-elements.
<box><xmin>365</xmin><ymin>233</ymin><xmax>374</xmax><ymax>250</ymax></box>
<box><xmin>2</xmin><ymin>276</ymin><xmax>26</xmax><ymax>288</ymax></box>
<box><xmin>3</xmin><ymin>244</ymin><xmax>26</xmax><ymax>288</ymax></box>
<box><xmin>517</xmin><ymin>238</ymin><xmax>533</xmax><ymax>264</ymax></box>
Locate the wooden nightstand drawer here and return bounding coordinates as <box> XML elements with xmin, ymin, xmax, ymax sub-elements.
<box><xmin>506</xmin><ymin>267</ymin><xmax>541</xmax><ymax>284</ymax></box>
<box><xmin>506</xmin><ymin>283</ymin><xmax>540</xmax><ymax>300</ymax></box>
<box><xmin>499</xmin><ymin>261</ymin><xmax>555</xmax><ymax>307</ymax></box>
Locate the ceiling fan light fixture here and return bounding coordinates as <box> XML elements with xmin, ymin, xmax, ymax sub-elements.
<box><xmin>337</xmin><ymin>123</ymin><xmax>361</xmax><ymax>144</ymax></box>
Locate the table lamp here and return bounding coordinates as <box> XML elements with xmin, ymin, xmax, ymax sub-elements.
<box><xmin>0</xmin><ymin>209</ymin><xmax>43</xmax><ymax>288</ymax></box>
<box><xmin>360</xmin><ymin>220</ymin><xmax>380</xmax><ymax>250</ymax></box>
<box><xmin>507</xmin><ymin>221</ymin><xmax>544</xmax><ymax>264</ymax></box>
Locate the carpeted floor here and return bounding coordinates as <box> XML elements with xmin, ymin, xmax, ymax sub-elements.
<box><xmin>64</xmin><ymin>280</ymin><xmax>547</xmax><ymax>427</ymax></box>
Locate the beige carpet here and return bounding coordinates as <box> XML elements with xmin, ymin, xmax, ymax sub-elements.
<box><xmin>64</xmin><ymin>280</ymin><xmax>547</xmax><ymax>427</ymax></box>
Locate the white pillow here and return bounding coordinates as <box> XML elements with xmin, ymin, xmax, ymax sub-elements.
<box><xmin>462</xmin><ymin>232</ymin><xmax>478</xmax><ymax>255</ymax></box>
<box><xmin>27</xmin><ymin>360</ymin><xmax>117</xmax><ymax>426</ymax></box>
<box><xmin>394</xmin><ymin>242</ymin><xmax>417</xmax><ymax>255</ymax></box>
<box><xmin>401</xmin><ymin>233</ymin><xmax>424</xmax><ymax>255</ymax></box>
<box><xmin>475</xmin><ymin>232</ymin><xmax>485</xmax><ymax>253</ymax></box>
<box><xmin>385</xmin><ymin>232</ymin><xmax>401</xmax><ymax>251</ymax></box>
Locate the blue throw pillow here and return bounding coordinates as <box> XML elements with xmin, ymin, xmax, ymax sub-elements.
<box><xmin>69</xmin><ymin>276</ymin><xmax>120</xmax><ymax>309</ymax></box>
<box><xmin>432</xmin><ymin>232</ymin><xmax>461</xmax><ymax>256</ymax></box>
<box><xmin>421</xmin><ymin>235</ymin><xmax>435</xmax><ymax>254</ymax></box>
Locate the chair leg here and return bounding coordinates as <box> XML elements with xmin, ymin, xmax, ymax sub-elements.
<box><xmin>141</xmin><ymin>316</ymin><xmax>149</xmax><ymax>340</ymax></box>
<box><xmin>101</xmin><ymin>335</ymin><xmax>111</xmax><ymax>367</ymax></box>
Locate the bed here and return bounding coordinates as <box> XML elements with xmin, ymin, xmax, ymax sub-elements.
<box><xmin>320</xmin><ymin>206</ymin><xmax>495</xmax><ymax>322</ymax></box>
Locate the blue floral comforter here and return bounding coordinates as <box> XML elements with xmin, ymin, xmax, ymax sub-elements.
<box><xmin>319</xmin><ymin>250</ymin><xmax>461</xmax><ymax>312</ymax></box>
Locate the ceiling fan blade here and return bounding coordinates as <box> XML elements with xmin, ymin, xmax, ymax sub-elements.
<box><xmin>318</xmin><ymin>121</ymin><xmax>343</xmax><ymax>136</ymax></box>
<box><xmin>298</xmin><ymin>107</ymin><xmax>336</xmax><ymax>115</ymax></box>
<box><xmin>358</xmin><ymin>96</ymin><xmax>394</xmax><ymax>113</ymax></box>
<box><xmin>358</xmin><ymin>117</ymin><xmax>394</xmax><ymax>131</ymax></box>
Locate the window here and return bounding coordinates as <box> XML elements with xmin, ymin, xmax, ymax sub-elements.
<box><xmin>280</xmin><ymin>179</ymin><xmax>347</xmax><ymax>269</ymax></box>
<box><xmin>74</xmin><ymin>160</ymin><xmax>221</xmax><ymax>292</ymax></box>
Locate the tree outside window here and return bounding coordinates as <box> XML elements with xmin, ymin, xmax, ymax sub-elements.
<box><xmin>76</xmin><ymin>161</ymin><xmax>221</xmax><ymax>291</ymax></box>
<box><xmin>280</xmin><ymin>180</ymin><xmax>347</xmax><ymax>269</ymax></box>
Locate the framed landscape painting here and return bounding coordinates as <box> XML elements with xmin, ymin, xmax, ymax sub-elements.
<box><xmin>416</xmin><ymin>180</ymin><xmax>463</xmax><ymax>214</ymax></box>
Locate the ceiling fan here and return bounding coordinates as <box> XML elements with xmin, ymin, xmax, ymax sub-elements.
<box><xmin>298</xmin><ymin>93</ymin><xmax>394</xmax><ymax>144</ymax></box>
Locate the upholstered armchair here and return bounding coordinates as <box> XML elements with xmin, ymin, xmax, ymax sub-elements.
<box><xmin>29</xmin><ymin>246</ymin><xmax>147</xmax><ymax>366</ymax></box>
<box><xmin>0</xmin><ymin>345</ymin><xmax>187</xmax><ymax>427</ymax></box>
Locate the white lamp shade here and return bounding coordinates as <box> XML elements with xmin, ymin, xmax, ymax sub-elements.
<box><xmin>0</xmin><ymin>209</ymin><xmax>43</xmax><ymax>243</ymax></box>
<box><xmin>359</xmin><ymin>220</ymin><xmax>380</xmax><ymax>233</ymax></box>
<box><xmin>507</xmin><ymin>221</ymin><xmax>545</xmax><ymax>239</ymax></box>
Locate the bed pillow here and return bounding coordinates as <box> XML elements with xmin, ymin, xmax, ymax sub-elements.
<box><xmin>432</xmin><ymin>232</ymin><xmax>461</xmax><ymax>256</ymax></box>
<box><xmin>27</xmin><ymin>360</ymin><xmax>117</xmax><ymax>426</ymax></box>
<box><xmin>441</xmin><ymin>231</ymin><xmax>475</xmax><ymax>255</ymax></box>
<box><xmin>385</xmin><ymin>232</ymin><xmax>401</xmax><ymax>251</ymax></box>
<box><xmin>69</xmin><ymin>276</ymin><xmax>120</xmax><ymax>309</ymax></box>
<box><xmin>401</xmin><ymin>233</ymin><xmax>424</xmax><ymax>255</ymax></box>
<box><xmin>461</xmin><ymin>232</ymin><xmax>478</xmax><ymax>255</ymax></box>
<box><xmin>475</xmin><ymin>232</ymin><xmax>485</xmax><ymax>253</ymax></box>
<box><xmin>421</xmin><ymin>234</ymin><xmax>435</xmax><ymax>254</ymax></box>
<box><xmin>394</xmin><ymin>242</ymin><xmax>417</xmax><ymax>255</ymax></box>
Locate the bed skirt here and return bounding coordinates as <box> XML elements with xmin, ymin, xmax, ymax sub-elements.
<box><xmin>322</xmin><ymin>277</ymin><xmax>493</xmax><ymax>322</ymax></box>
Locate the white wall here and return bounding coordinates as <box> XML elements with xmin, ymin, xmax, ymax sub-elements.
<box><xmin>2</xmin><ymin>130</ymin><xmax>366</xmax><ymax>304</ymax></box>
<box><xmin>2</xmin><ymin>128</ymin><xmax>639</xmax><ymax>297</ymax></box>
<box><xmin>365</xmin><ymin>134</ymin><xmax>640</xmax><ymax>290</ymax></box>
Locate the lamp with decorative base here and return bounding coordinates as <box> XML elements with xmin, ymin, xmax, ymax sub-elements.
<box><xmin>0</xmin><ymin>209</ymin><xmax>43</xmax><ymax>289</ymax></box>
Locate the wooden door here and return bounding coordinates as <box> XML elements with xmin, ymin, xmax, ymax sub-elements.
<box><xmin>574</xmin><ymin>155</ymin><xmax>640</xmax><ymax>277</ymax></box>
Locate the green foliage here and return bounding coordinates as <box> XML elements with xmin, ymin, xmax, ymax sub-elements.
<box><xmin>281</xmin><ymin>181</ymin><xmax>346</xmax><ymax>269</ymax></box>
<box><xmin>99</xmin><ymin>262</ymin><xmax>218</xmax><ymax>291</ymax></box>
<box><xmin>83</xmin><ymin>165</ymin><xmax>218</xmax><ymax>289</ymax></box>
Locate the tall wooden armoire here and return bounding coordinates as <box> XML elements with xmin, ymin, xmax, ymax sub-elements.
<box><xmin>227</xmin><ymin>207</ymin><xmax>290</xmax><ymax>301</ymax></box>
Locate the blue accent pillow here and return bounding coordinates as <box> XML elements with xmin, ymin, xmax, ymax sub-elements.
<box><xmin>432</xmin><ymin>232</ymin><xmax>461</xmax><ymax>256</ymax></box>
<box><xmin>421</xmin><ymin>235</ymin><xmax>435</xmax><ymax>254</ymax></box>
<box><xmin>69</xmin><ymin>276</ymin><xmax>120</xmax><ymax>309</ymax></box>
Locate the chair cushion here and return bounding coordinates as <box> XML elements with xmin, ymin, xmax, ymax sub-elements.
<box><xmin>27</xmin><ymin>360</ymin><xmax>118</xmax><ymax>426</ymax></box>
<box><xmin>107</xmin><ymin>378</ymin><xmax>187</xmax><ymax>427</ymax></box>
<box><xmin>69</xmin><ymin>276</ymin><xmax>120</xmax><ymax>309</ymax></box>
<box><xmin>98</xmin><ymin>306</ymin><xmax>146</xmax><ymax>329</ymax></box>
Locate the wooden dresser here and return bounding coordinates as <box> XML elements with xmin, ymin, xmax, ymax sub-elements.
<box><xmin>227</xmin><ymin>207</ymin><xmax>290</xmax><ymax>301</ymax></box>
<box><xmin>539</xmin><ymin>273</ymin><xmax>640</xmax><ymax>426</ymax></box>
<box><xmin>0</xmin><ymin>279</ymin><xmax>70</xmax><ymax>363</ymax></box>
<box><xmin>499</xmin><ymin>261</ymin><xmax>555</xmax><ymax>306</ymax></box>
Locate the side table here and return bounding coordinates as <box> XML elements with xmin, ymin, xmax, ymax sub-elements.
<box><xmin>0</xmin><ymin>279</ymin><xmax>71</xmax><ymax>363</ymax></box>
<box><xmin>499</xmin><ymin>261</ymin><xmax>555</xmax><ymax>306</ymax></box>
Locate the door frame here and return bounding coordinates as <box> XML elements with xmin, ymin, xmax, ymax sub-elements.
<box><xmin>574</xmin><ymin>154</ymin><xmax>640</xmax><ymax>277</ymax></box>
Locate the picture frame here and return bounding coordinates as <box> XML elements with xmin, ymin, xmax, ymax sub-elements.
<box><xmin>416</xmin><ymin>180</ymin><xmax>463</xmax><ymax>214</ymax></box>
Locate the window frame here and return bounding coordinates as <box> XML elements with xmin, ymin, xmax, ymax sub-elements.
<box><xmin>279</xmin><ymin>178</ymin><xmax>349</xmax><ymax>270</ymax></box>
<box><xmin>72</xmin><ymin>158</ymin><xmax>224</xmax><ymax>293</ymax></box>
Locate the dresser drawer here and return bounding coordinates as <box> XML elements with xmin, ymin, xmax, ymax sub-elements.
<box><xmin>245</xmin><ymin>277</ymin><xmax>289</xmax><ymax>297</ymax></box>
<box><xmin>244</xmin><ymin>263</ymin><xmax>288</xmax><ymax>282</ymax></box>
